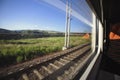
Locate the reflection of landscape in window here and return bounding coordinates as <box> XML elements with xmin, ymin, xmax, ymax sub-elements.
<box><xmin>0</xmin><ymin>0</ymin><xmax>92</xmax><ymax>67</ymax></box>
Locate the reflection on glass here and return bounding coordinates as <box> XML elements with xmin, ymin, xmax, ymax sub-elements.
<box><xmin>0</xmin><ymin>0</ymin><xmax>93</xmax><ymax>67</ymax></box>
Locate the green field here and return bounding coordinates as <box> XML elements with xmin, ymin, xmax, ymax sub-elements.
<box><xmin>0</xmin><ymin>36</ymin><xmax>90</xmax><ymax>66</ymax></box>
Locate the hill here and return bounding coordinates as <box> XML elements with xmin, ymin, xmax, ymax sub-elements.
<box><xmin>0</xmin><ymin>28</ymin><xmax>88</xmax><ymax>40</ymax></box>
<box><xmin>0</xmin><ymin>28</ymin><xmax>64</xmax><ymax>39</ymax></box>
<box><xmin>0</xmin><ymin>28</ymin><xmax>15</xmax><ymax>34</ymax></box>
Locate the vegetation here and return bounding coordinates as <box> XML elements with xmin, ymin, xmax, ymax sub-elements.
<box><xmin>0</xmin><ymin>29</ymin><xmax>65</xmax><ymax>39</ymax></box>
<box><xmin>0</xmin><ymin>36</ymin><xmax>90</xmax><ymax>67</ymax></box>
<box><xmin>0</xmin><ymin>28</ymin><xmax>86</xmax><ymax>40</ymax></box>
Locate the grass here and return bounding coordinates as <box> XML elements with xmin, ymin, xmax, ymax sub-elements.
<box><xmin>0</xmin><ymin>36</ymin><xmax>91</xmax><ymax>66</ymax></box>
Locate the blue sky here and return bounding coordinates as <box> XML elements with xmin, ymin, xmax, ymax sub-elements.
<box><xmin>0</xmin><ymin>0</ymin><xmax>93</xmax><ymax>33</ymax></box>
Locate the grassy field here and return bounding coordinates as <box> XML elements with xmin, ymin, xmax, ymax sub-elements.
<box><xmin>0</xmin><ymin>36</ymin><xmax>90</xmax><ymax>66</ymax></box>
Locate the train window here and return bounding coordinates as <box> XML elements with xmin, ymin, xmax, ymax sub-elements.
<box><xmin>0</xmin><ymin>0</ymin><xmax>96</xmax><ymax>80</ymax></box>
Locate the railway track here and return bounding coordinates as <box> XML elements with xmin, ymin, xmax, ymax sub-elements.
<box><xmin>0</xmin><ymin>43</ymin><xmax>91</xmax><ymax>80</ymax></box>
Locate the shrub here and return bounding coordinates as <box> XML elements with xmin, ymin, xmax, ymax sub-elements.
<box><xmin>16</xmin><ymin>56</ymin><xmax>23</xmax><ymax>63</ymax></box>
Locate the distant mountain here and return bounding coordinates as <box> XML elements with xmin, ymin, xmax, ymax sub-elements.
<box><xmin>0</xmin><ymin>28</ymin><xmax>64</xmax><ymax>39</ymax></box>
<box><xmin>14</xmin><ymin>30</ymin><xmax>63</xmax><ymax>34</ymax></box>
<box><xmin>0</xmin><ymin>28</ymin><xmax>15</xmax><ymax>34</ymax></box>
<box><xmin>0</xmin><ymin>28</ymin><xmax>63</xmax><ymax>34</ymax></box>
<box><xmin>0</xmin><ymin>28</ymin><xmax>86</xmax><ymax>40</ymax></box>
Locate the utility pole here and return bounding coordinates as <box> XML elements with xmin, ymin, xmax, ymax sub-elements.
<box><xmin>63</xmin><ymin>0</ymin><xmax>72</xmax><ymax>50</ymax></box>
<box><xmin>67</xmin><ymin>2</ymin><xmax>72</xmax><ymax>48</ymax></box>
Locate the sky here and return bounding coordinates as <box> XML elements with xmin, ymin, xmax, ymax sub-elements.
<box><xmin>0</xmin><ymin>0</ymin><xmax>93</xmax><ymax>33</ymax></box>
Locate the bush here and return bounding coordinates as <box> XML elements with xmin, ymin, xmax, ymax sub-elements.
<box><xmin>16</xmin><ymin>56</ymin><xmax>23</xmax><ymax>63</ymax></box>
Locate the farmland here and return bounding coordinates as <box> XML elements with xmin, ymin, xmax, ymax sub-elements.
<box><xmin>0</xmin><ymin>36</ymin><xmax>91</xmax><ymax>67</ymax></box>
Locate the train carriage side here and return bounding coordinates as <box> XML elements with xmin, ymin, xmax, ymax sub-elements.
<box><xmin>80</xmin><ymin>0</ymin><xmax>120</xmax><ymax>80</ymax></box>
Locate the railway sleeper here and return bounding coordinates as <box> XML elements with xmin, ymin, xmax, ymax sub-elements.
<box><xmin>22</xmin><ymin>73</ymin><xmax>29</xmax><ymax>80</ymax></box>
<box><xmin>59</xmin><ymin>58</ymin><xmax>69</xmax><ymax>64</ymax></box>
<box><xmin>63</xmin><ymin>56</ymin><xmax>73</xmax><ymax>61</ymax></box>
<box><xmin>28</xmin><ymin>72</ymin><xmax>38</xmax><ymax>80</ymax></box>
<box><xmin>38</xmin><ymin>66</ymin><xmax>52</xmax><ymax>77</ymax></box>
<box><xmin>33</xmin><ymin>69</ymin><xmax>44</xmax><ymax>80</ymax></box>
<box><xmin>67</xmin><ymin>55</ymin><xmax>76</xmax><ymax>59</ymax></box>
<box><xmin>49</xmin><ymin>63</ymin><xmax>59</xmax><ymax>70</ymax></box>
<box><xmin>47</xmin><ymin>63</ymin><xmax>58</xmax><ymax>72</ymax></box>
<box><xmin>53</xmin><ymin>61</ymin><xmax>65</xmax><ymax>67</ymax></box>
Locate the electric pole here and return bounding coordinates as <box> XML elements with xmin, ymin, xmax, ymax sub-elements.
<box><xmin>63</xmin><ymin>0</ymin><xmax>72</xmax><ymax>50</ymax></box>
<box><xmin>67</xmin><ymin>2</ymin><xmax>72</xmax><ymax>48</ymax></box>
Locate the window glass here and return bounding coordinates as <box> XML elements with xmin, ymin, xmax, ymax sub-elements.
<box><xmin>0</xmin><ymin>0</ymin><xmax>93</xmax><ymax>67</ymax></box>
